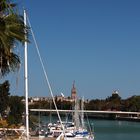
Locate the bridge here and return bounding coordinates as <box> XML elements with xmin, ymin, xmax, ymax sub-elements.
<box><xmin>30</xmin><ymin>109</ymin><xmax>140</xmax><ymax>115</ymax></box>
<box><xmin>30</xmin><ymin>109</ymin><xmax>140</xmax><ymax>120</ymax></box>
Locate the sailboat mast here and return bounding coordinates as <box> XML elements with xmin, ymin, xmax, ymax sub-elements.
<box><xmin>81</xmin><ymin>97</ymin><xmax>84</xmax><ymax>128</ymax></box>
<box><xmin>74</xmin><ymin>98</ymin><xmax>80</xmax><ymax>130</ymax></box>
<box><xmin>24</xmin><ymin>10</ymin><xmax>29</xmax><ymax>140</ymax></box>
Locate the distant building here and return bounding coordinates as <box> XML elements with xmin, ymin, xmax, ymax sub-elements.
<box><xmin>71</xmin><ymin>81</ymin><xmax>77</xmax><ymax>100</ymax></box>
<box><xmin>29</xmin><ymin>96</ymin><xmax>50</xmax><ymax>102</ymax></box>
<box><xmin>112</xmin><ymin>90</ymin><xmax>119</xmax><ymax>96</ymax></box>
<box><xmin>56</xmin><ymin>95</ymin><xmax>64</xmax><ymax>102</ymax></box>
<box><xmin>28</xmin><ymin>82</ymin><xmax>78</xmax><ymax>104</ymax></box>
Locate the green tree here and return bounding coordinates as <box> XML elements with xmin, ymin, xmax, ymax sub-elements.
<box><xmin>0</xmin><ymin>0</ymin><xmax>29</xmax><ymax>77</ymax></box>
<box><xmin>7</xmin><ymin>95</ymin><xmax>24</xmax><ymax>125</ymax></box>
<box><xmin>85</xmin><ymin>99</ymin><xmax>103</xmax><ymax>110</ymax></box>
<box><xmin>106</xmin><ymin>93</ymin><xmax>121</xmax><ymax>111</ymax></box>
<box><xmin>0</xmin><ymin>80</ymin><xmax>10</xmax><ymax>116</ymax></box>
<box><xmin>126</xmin><ymin>96</ymin><xmax>140</xmax><ymax>112</ymax></box>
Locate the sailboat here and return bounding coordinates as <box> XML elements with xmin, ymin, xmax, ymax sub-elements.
<box><xmin>73</xmin><ymin>97</ymin><xmax>94</xmax><ymax>140</ymax></box>
<box><xmin>69</xmin><ymin>98</ymin><xmax>94</xmax><ymax>140</ymax></box>
<box><xmin>55</xmin><ymin>97</ymin><xmax>94</xmax><ymax>140</ymax></box>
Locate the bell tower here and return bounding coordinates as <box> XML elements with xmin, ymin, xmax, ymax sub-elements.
<box><xmin>71</xmin><ymin>81</ymin><xmax>77</xmax><ymax>99</ymax></box>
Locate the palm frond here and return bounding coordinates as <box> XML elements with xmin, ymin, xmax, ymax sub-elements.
<box><xmin>0</xmin><ymin>48</ymin><xmax>20</xmax><ymax>77</ymax></box>
<box><xmin>0</xmin><ymin>0</ymin><xmax>16</xmax><ymax>15</ymax></box>
<box><xmin>0</xmin><ymin>0</ymin><xmax>30</xmax><ymax>77</ymax></box>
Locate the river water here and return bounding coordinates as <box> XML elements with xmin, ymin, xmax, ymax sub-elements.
<box><xmin>40</xmin><ymin>115</ymin><xmax>140</xmax><ymax>140</ymax></box>
<box><xmin>93</xmin><ymin>119</ymin><xmax>140</xmax><ymax>140</ymax></box>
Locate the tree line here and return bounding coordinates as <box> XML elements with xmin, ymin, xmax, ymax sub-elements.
<box><xmin>29</xmin><ymin>93</ymin><xmax>140</xmax><ymax>112</ymax></box>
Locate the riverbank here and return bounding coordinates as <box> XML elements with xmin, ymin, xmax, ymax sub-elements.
<box><xmin>87</xmin><ymin>113</ymin><xmax>140</xmax><ymax>122</ymax></box>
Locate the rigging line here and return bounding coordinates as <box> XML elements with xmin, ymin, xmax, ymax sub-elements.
<box><xmin>26</xmin><ymin>14</ymin><xmax>65</xmax><ymax>134</ymax></box>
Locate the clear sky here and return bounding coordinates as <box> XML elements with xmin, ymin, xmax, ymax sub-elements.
<box><xmin>3</xmin><ymin>0</ymin><xmax>140</xmax><ymax>99</ymax></box>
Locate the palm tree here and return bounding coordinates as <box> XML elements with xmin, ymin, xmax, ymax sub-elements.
<box><xmin>0</xmin><ymin>0</ymin><xmax>29</xmax><ymax>77</ymax></box>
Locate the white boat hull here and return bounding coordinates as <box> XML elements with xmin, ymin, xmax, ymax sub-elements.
<box><xmin>56</xmin><ymin>133</ymin><xmax>94</xmax><ymax>140</ymax></box>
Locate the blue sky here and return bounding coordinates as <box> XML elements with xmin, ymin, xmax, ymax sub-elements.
<box><xmin>3</xmin><ymin>0</ymin><xmax>140</xmax><ymax>99</ymax></box>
